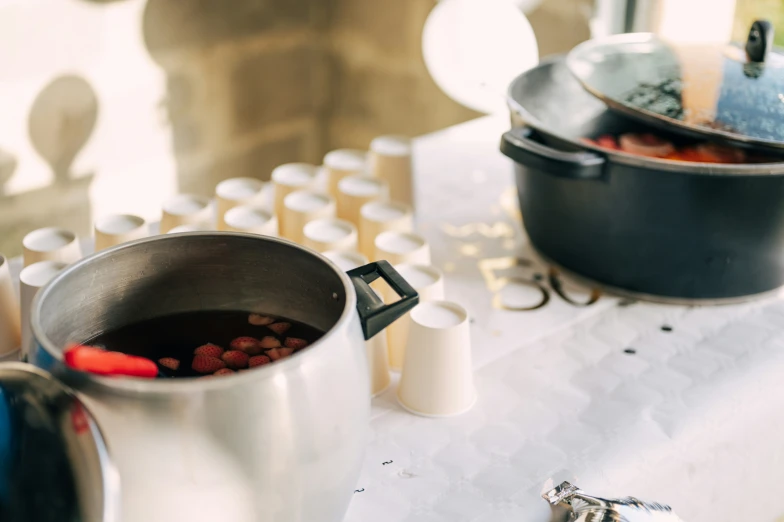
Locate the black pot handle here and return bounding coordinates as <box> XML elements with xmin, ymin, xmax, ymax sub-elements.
<box><xmin>500</xmin><ymin>127</ymin><xmax>606</xmax><ymax>180</ymax></box>
<box><xmin>746</xmin><ymin>19</ymin><xmax>773</xmax><ymax>63</ymax></box>
<box><xmin>348</xmin><ymin>261</ymin><xmax>419</xmax><ymax>340</ymax></box>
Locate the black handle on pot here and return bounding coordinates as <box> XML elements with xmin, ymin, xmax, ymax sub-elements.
<box><xmin>500</xmin><ymin>127</ymin><xmax>606</xmax><ymax>180</ymax></box>
<box><xmin>746</xmin><ymin>19</ymin><xmax>773</xmax><ymax>63</ymax></box>
<box><xmin>348</xmin><ymin>261</ymin><xmax>419</xmax><ymax>341</ymax></box>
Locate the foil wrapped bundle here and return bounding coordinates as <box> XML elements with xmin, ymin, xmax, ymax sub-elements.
<box><xmin>543</xmin><ymin>482</ymin><xmax>685</xmax><ymax>522</ymax></box>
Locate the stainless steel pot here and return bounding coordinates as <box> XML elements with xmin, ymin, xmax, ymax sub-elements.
<box><xmin>15</xmin><ymin>232</ymin><xmax>417</xmax><ymax>522</ymax></box>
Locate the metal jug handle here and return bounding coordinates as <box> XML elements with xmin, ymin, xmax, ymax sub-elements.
<box><xmin>348</xmin><ymin>261</ymin><xmax>419</xmax><ymax>340</ymax></box>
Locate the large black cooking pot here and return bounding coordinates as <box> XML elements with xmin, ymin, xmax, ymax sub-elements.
<box><xmin>500</xmin><ymin>55</ymin><xmax>784</xmax><ymax>303</ymax></box>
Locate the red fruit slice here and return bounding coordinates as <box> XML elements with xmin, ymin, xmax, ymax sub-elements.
<box><xmin>268</xmin><ymin>322</ymin><xmax>291</xmax><ymax>335</ymax></box>
<box><xmin>694</xmin><ymin>143</ymin><xmax>746</xmax><ymax>164</ymax></box>
<box><xmin>192</xmin><ymin>355</ymin><xmax>226</xmax><ymax>374</ymax></box>
<box><xmin>595</xmin><ymin>134</ymin><xmax>620</xmax><ymax>150</ymax></box>
<box><xmin>619</xmin><ymin>133</ymin><xmax>674</xmax><ymax>157</ymax></box>
<box><xmin>214</xmin><ymin>368</ymin><xmax>235</xmax><ymax>376</ymax></box>
<box><xmin>194</xmin><ymin>343</ymin><xmax>224</xmax><ymax>358</ymax></box>
<box><xmin>230</xmin><ymin>337</ymin><xmax>261</xmax><ymax>355</ymax></box>
<box><xmin>284</xmin><ymin>338</ymin><xmax>308</xmax><ymax>350</ymax></box>
<box><xmin>249</xmin><ymin>355</ymin><xmax>271</xmax><ymax>368</ymax></box>
<box><xmin>64</xmin><ymin>345</ymin><xmax>158</xmax><ymax>378</ymax></box>
<box><xmin>248</xmin><ymin>314</ymin><xmax>275</xmax><ymax>326</ymax></box>
<box><xmin>158</xmin><ymin>357</ymin><xmax>180</xmax><ymax>371</ymax></box>
<box><xmin>221</xmin><ymin>350</ymin><xmax>249</xmax><ymax>370</ymax></box>
<box><xmin>260</xmin><ymin>336</ymin><xmax>281</xmax><ymax>349</ymax></box>
<box><xmin>267</xmin><ymin>348</ymin><xmax>283</xmax><ymax>361</ymax></box>
<box><xmin>278</xmin><ymin>347</ymin><xmax>294</xmax><ymax>358</ymax></box>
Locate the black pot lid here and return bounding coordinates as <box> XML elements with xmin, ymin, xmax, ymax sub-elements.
<box><xmin>566</xmin><ymin>20</ymin><xmax>784</xmax><ymax>150</ymax></box>
<box><xmin>0</xmin><ymin>363</ymin><xmax>119</xmax><ymax>522</ymax></box>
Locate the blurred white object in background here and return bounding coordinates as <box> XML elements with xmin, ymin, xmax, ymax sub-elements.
<box><xmin>422</xmin><ymin>0</ymin><xmax>539</xmax><ymax>114</ymax></box>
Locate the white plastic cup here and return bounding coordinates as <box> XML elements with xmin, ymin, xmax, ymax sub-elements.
<box><xmin>0</xmin><ymin>255</ymin><xmax>21</xmax><ymax>357</ymax></box>
<box><xmin>215</xmin><ymin>177</ymin><xmax>265</xmax><ymax>231</ymax></box>
<box><xmin>22</xmin><ymin>227</ymin><xmax>82</xmax><ymax>268</ymax></box>
<box><xmin>160</xmin><ymin>194</ymin><xmax>212</xmax><ymax>234</ymax></box>
<box><xmin>359</xmin><ymin>201</ymin><xmax>414</xmax><ymax>260</ymax></box>
<box><xmin>223</xmin><ymin>206</ymin><xmax>278</xmax><ymax>236</ymax></box>
<box><xmin>19</xmin><ymin>261</ymin><xmax>67</xmax><ymax>361</ymax></box>
<box><xmin>322</xmin><ymin>250</ymin><xmax>369</xmax><ymax>272</ymax></box>
<box><xmin>324</xmin><ymin>149</ymin><xmax>367</xmax><ymax>197</ymax></box>
<box><xmin>94</xmin><ymin>214</ymin><xmax>148</xmax><ymax>251</ymax></box>
<box><xmin>303</xmin><ymin>218</ymin><xmax>358</xmax><ymax>253</ymax></box>
<box><xmin>397</xmin><ymin>301</ymin><xmax>476</xmax><ymax>417</ymax></box>
<box><xmin>337</xmin><ymin>175</ymin><xmax>389</xmax><ymax>226</ymax></box>
<box><xmin>166</xmin><ymin>224</ymin><xmax>212</xmax><ymax>234</ymax></box>
<box><xmin>282</xmin><ymin>190</ymin><xmax>336</xmax><ymax>243</ymax></box>
<box><xmin>272</xmin><ymin>163</ymin><xmax>319</xmax><ymax>231</ymax></box>
<box><xmin>369</xmin><ymin>135</ymin><xmax>414</xmax><ymax>206</ymax></box>
<box><xmin>383</xmin><ymin>264</ymin><xmax>445</xmax><ymax>370</ymax></box>
<box><xmin>374</xmin><ymin>231</ymin><xmax>431</xmax><ymax>266</ymax></box>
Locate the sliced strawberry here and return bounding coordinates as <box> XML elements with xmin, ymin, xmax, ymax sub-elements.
<box><xmin>230</xmin><ymin>337</ymin><xmax>262</xmax><ymax>355</ymax></box>
<box><xmin>267</xmin><ymin>348</ymin><xmax>282</xmax><ymax>361</ymax></box>
<box><xmin>194</xmin><ymin>343</ymin><xmax>224</xmax><ymax>358</ymax></box>
<box><xmin>248</xmin><ymin>314</ymin><xmax>275</xmax><ymax>326</ymax></box>
<box><xmin>619</xmin><ymin>133</ymin><xmax>674</xmax><ymax>157</ymax></box>
<box><xmin>278</xmin><ymin>347</ymin><xmax>294</xmax><ymax>358</ymax></box>
<box><xmin>284</xmin><ymin>337</ymin><xmax>308</xmax><ymax>350</ymax></box>
<box><xmin>595</xmin><ymin>134</ymin><xmax>620</xmax><ymax>150</ymax></box>
<box><xmin>268</xmin><ymin>322</ymin><xmax>291</xmax><ymax>335</ymax></box>
<box><xmin>221</xmin><ymin>350</ymin><xmax>249</xmax><ymax>370</ymax></box>
<box><xmin>260</xmin><ymin>336</ymin><xmax>281</xmax><ymax>349</ymax></box>
<box><xmin>214</xmin><ymin>368</ymin><xmax>235</xmax><ymax>376</ymax></box>
<box><xmin>249</xmin><ymin>355</ymin><xmax>271</xmax><ymax>368</ymax></box>
<box><xmin>158</xmin><ymin>357</ymin><xmax>180</xmax><ymax>371</ymax></box>
<box><xmin>192</xmin><ymin>355</ymin><xmax>226</xmax><ymax>374</ymax></box>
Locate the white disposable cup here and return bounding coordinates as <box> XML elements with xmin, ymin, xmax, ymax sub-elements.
<box><xmin>337</xmin><ymin>175</ymin><xmax>389</xmax><ymax>226</ymax></box>
<box><xmin>324</xmin><ymin>149</ymin><xmax>367</xmax><ymax>197</ymax></box>
<box><xmin>19</xmin><ymin>260</ymin><xmax>67</xmax><ymax>361</ymax></box>
<box><xmin>94</xmin><ymin>214</ymin><xmax>148</xmax><ymax>251</ymax></box>
<box><xmin>282</xmin><ymin>190</ymin><xmax>336</xmax><ymax>243</ymax></box>
<box><xmin>0</xmin><ymin>255</ymin><xmax>21</xmax><ymax>357</ymax></box>
<box><xmin>223</xmin><ymin>206</ymin><xmax>278</xmax><ymax>236</ymax></box>
<box><xmin>382</xmin><ymin>264</ymin><xmax>445</xmax><ymax>370</ymax></box>
<box><xmin>369</xmin><ymin>135</ymin><xmax>414</xmax><ymax>206</ymax></box>
<box><xmin>215</xmin><ymin>177</ymin><xmax>265</xmax><ymax>231</ymax></box>
<box><xmin>359</xmin><ymin>201</ymin><xmax>414</xmax><ymax>260</ymax></box>
<box><xmin>166</xmin><ymin>224</ymin><xmax>212</xmax><ymax>234</ymax></box>
<box><xmin>160</xmin><ymin>194</ymin><xmax>212</xmax><ymax>234</ymax></box>
<box><xmin>272</xmin><ymin>163</ymin><xmax>319</xmax><ymax>232</ymax></box>
<box><xmin>397</xmin><ymin>301</ymin><xmax>476</xmax><ymax>417</ymax></box>
<box><xmin>322</xmin><ymin>250</ymin><xmax>369</xmax><ymax>272</ymax></box>
<box><xmin>303</xmin><ymin>218</ymin><xmax>357</xmax><ymax>253</ymax></box>
<box><xmin>374</xmin><ymin>231</ymin><xmax>431</xmax><ymax>266</ymax></box>
<box><xmin>22</xmin><ymin>227</ymin><xmax>82</xmax><ymax>268</ymax></box>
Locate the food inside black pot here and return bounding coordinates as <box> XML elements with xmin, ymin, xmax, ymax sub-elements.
<box><xmin>83</xmin><ymin>310</ymin><xmax>325</xmax><ymax>377</ymax></box>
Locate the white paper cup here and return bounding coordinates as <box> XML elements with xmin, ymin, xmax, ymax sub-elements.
<box><xmin>370</xmin><ymin>135</ymin><xmax>413</xmax><ymax>206</ymax></box>
<box><xmin>0</xmin><ymin>255</ymin><xmax>21</xmax><ymax>357</ymax></box>
<box><xmin>303</xmin><ymin>218</ymin><xmax>357</xmax><ymax>253</ymax></box>
<box><xmin>166</xmin><ymin>224</ymin><xmax>213</xmax><ymax>234</ymax></box>
<box><xmin>397</xmin><ymin>301</ymin><xmax>475</xmax><ymax>417</ymax></box>
<box><xmin>22</xmin><ymin>227</ymin><xmax>82</xmax><ymax>267</ymax></box>
<box><xmin>382</xmin><ymin>264</ymin><xmax>445</xmax><ymax>370</ymax></box>
<box><xmin>322</xmin><ymin>250</ymin><xmax>369</xmax><ymax>272</ymax></box>
<box><xmin>337</xmin><ymin>175</ymin><xmax>389</xmax><ymax>226</ymax></box>
<box><xmin>160</xmin><ymin>194</ymin><xmax>212</xmax><ymax>234</ymax></box>
<box><xmin>282</xmin><ymin>190</ymin><xmax>336</xmax><ymax>243</ymax></box>
<box><xmin>359</xmin><ymin>201</ymin><xmax>414</xmax><ymax>260</ymax></box>
<box><xmin>374</xmin><ymin>231</ymin><xmax>431</xmax><ymax>266</ymax></box>
<box><xmin>215</xmin><ymin>177</ymin><xmax>265</xmax><ymax>231</ymax></box>
<box><xmin>19</xmin><ymin>260</ymin><xmax>67</xmax><ymax>361</ymax></box>
<box><xmin>223</xmin><ymin>205</ymin><xmax>278</xmax><ymax>236</ymax></box>
<box><xmin>272</xmin><ymin>163</ymin><xmax>319</xmax><ymax>231</ymax></box>
<box><xmin>94</xmin><ymin>214</ymin><xmax>148</xmax><ymax>251</ymax></box>
<box><xmin>324</xmin><ymin>149</ymin><xmax>367</xmax><ymax>197</ymax></box>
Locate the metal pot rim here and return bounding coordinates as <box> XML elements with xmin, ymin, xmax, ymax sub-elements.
<box><xmin>506</xmin><ymin>55</ymin><xmax>784</xmax><ymax>176</ymax></box>
<box><xmin>30</xmin><ymin>231</ymin><xmax>360</xmax><ymax>395</ymax></box>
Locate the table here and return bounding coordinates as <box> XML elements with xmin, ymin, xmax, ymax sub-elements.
<box><xmin>344</xmin><ymin>114</ymin><xmax>784</xmax><ymax>522</ymax></box>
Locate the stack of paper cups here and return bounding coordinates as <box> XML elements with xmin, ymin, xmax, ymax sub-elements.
<box><xmin>303</xmin><ymin>218</ymin><xmax>357</xmax><ymax>253</ymax></box>
<box><xmin>22</xmin><ymin>227</ymin><xmax>82</xmax><ymax>267</ymax></box>
<box><xmin>369</xmin><ymin>135</ymin><xmax>413</xmax><ymax>207</ymax></box>
<box><xmin>397</xmin><ymin>301</ymin><xmax>476</xmax><ymax>417</ymax></box>
<box><xmin>19</xmin><ymin>260</ymin><xmax>67</xmax><ymax>361</ymax></box>
<box><xmin>359</xmin><ymin>201</ymin><xmax>413</xmax><ymax>260</ymax></box>
<box><xmin>383</xmin><ymin>264</ymin><xmax>444</xmax><ymax>370</ymax></box>
<box><xmin>272</xmin><ymin>163</ymin><xmax>319</xmax><ymax>232</ymax></box>
<box><xmin>215</xmin><ymin>177</ymin><xmax>265</xmax><ymax>231</ymax></box>
<box><xmin>337</xmin><ymin>175</ymin><xmax>389</xmax><ymax>226</ymax></box>
<box><xmin>94</xmin><ymin>214</ymin><xmax>148</xmax><ymax>251</ymax></box>
<box><xmin>160</xmin><ymin>194</ymin><xmax>212</xmax><ymax>234</ymax></box>
<box><xmin>324</xmin><ymin>149</ymin><xmax>367</xmax><ymax>198</ymax></box>
<box><xmin>282</xmin><ymin>190</ymin><xmax>336</xmax><ymax>243</ymax></box>
<box><xmin>0</xmin><ymin>255</ymin><xmax>21</xmax><ymax>358</ymax></box>
<box><xmin>374</xmin><ymin>231</ymin><xmax>431</xmax><ymax>265</ymax></box>
<box><xmin>167</xmin><ymin>224</ymin><xmax>212</xmax><ymax>234</ymax></box>
<box><xmin>223</xmin><ymin>206</ymin><xmax>278</xmax><ymax>236</ymax></box>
